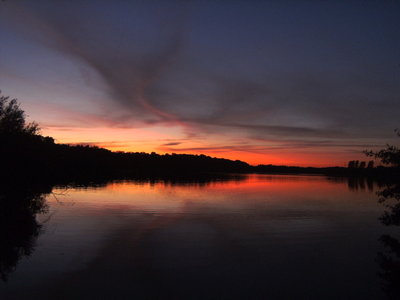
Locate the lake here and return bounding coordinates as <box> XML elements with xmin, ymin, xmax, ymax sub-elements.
<box><xmin>1</xmin><ymin>174</ymin><xmax>399</xmax><ymax>299</ymax></box>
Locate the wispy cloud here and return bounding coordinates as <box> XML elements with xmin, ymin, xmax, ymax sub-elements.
<box><xmin>1</xmin><ymin>1</ymin><xmax>399</xmax><ymax>165</ymax></box>
<box><xmin>162</xmin><ymin>142</ymin><xmax>182</xmax><ymax>146</ymax></box>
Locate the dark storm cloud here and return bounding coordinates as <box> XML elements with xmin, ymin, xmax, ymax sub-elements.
<box><xmin>1</xmin><ymin>0</ymin><xmax>400</xmax><ymax>145</ymax></box>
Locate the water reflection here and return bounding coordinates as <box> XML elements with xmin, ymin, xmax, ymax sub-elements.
<box><xmin>0</xmin><ymin>174</ymin><xmax>248</xmax><ymax>283</ymax></box>
<box><xmin>347</xmin><ymin>176</ymin><xmax>375</xmax><ymax>192</ymax></box>
<box><xmin>0</xmin><ymin>183</ymin><xmax>49</xmax><ymax>281</ymax></box>
<box><xmin>375</xmin><ymin>180</ymin><xmax>400</xmax><ymax>299</ymax></box>
<box><xmin>0</xmin><ymin>174</ymin><xmax>398</xmax><ymax>299</ymax></box>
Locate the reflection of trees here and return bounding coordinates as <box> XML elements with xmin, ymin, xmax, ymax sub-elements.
<box><xmin>346</xmin><ymin>176</ymin><xmax>374</xmax><ymax>191</ymax></box>
<box><xmin>375</xmin><ymin>181</ymin><xmax>400</xmax><ymax>299</ymax></box>
<box><xmin>0</xmin><ymin>183</ymin><xmax>50</xmax><ymax>282</ymax></box>
<box><xmin>0</xmin><ymin>175</ymin><xmax>246</xmax><ymax>282</ymax></box>
<box><xmin>377</xmin><ymin>234</ymin><xmax>400</xmax><ymax>299</ymax></box>
<box><xmin>378</xmin><ymin>183</ymin><xmax>400</xmax><ymax>226</ymax></box>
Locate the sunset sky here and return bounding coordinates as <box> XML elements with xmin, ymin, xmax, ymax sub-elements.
<box><xmin>1</xmin><ymin>0</ymin><xmax>399</xmax><ymax>166</ymax></box>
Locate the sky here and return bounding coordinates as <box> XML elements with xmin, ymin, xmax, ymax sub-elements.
<box><xmin>1</xmin><ymin>0</ymin><xmax>399</xmax><ymax>166</ymax></box>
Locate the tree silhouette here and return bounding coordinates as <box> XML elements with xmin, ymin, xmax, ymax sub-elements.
<box><xmin>365</xmin><ymin>129</ymin><xmax>400</xmax><ymax>167</ymax></box>
<box><xmin>348</xmin><ymin>161</ymin><xmax>355</xmax><ymax>168</ymax></box>
<box><xmin>368</xmin><ymin>131</ymin><xmax>400</xmax><ymax>298</ymax></box>
<box><xmin>0</xmin><ymin>92</ymin><xmax>39</xmax><ymax>136</ymax></box>
<box><xmin>354</xmin><ymin>160</ymin><xmax>360</xmax><ymax>168</ymax></box>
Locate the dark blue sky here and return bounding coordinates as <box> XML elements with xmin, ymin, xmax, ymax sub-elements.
<box><xmin>1</xmin><ymin>0</ymin><xmax>399</xmax><ymax>165</ymax></box>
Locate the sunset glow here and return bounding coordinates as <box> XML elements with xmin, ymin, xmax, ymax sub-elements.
<box><xmin>39</xmin><ymin>125</ymin><xmax>378</xmax><ymax>166</ymax></box>
<box><xmin>1</xmin><ymin>1</ymin><xmax>399</xmax><ymax>166</ymax></box>
<box><xmin>2</xmin><ymin>2</ymin><xmax>400</xmax><ymax>298</ymax></box>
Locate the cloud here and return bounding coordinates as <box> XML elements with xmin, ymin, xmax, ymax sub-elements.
<box><xmin>162</xmin><ymin>142</ymin><xmax>182</xmax><ymax>146</ymax></box>
<box><xmin>158</xmin><ymin>139</ymin><xmax>385</xmax><ymax>155</ymax></box>
<box><xmin>3</xmin><ymin>1</ymin><xmax>190</xmax><ymax>121</ymax></box>
<box><xmin>2</xmin><ymin>0</ymin><xmax>399</xmax><ymax>159</ymax></box>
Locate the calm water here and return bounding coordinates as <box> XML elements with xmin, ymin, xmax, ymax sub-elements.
<box><xmin>1</xmin><ymin>174</ymin><xmax>399</xmax><ymax>299</ymax></box>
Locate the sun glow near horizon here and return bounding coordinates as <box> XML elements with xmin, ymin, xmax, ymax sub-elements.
<box><xmin>40</xmin><ymin>124</ymin><xmax>359</xmax><ymax>167</ymax></box>
<box><xmin>2</xmin><ymin>1</ymin><xmax>397</xmax><ymax>168</ymax></box>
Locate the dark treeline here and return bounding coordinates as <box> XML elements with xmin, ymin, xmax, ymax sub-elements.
<box><xmin>2</xmin><ymin>138</ymin><xmax>252</xmax><ymax>181</ymax></box>
<box><xmin>253</xmin><ymin>164</ymin><xmax>400</xmax><ymax>177</ymax></box>
<box><xmin>3</xmin><ymin>133</ymin><xmax>399</xmax><ymax>182</ymax></box>
<box><xmin>1</xmin><ymin>93</ymin><xmax>400</xmax><ymax>182</ymax></box>
<box><xmin>0</xmin><ymin>93</ymin><xmax>251</xmax><ymax>181</ymax></box>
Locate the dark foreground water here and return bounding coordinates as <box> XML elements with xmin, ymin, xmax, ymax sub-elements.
<box><xmin>1</xmin><ymin>174</ymin><xmax>400</xmax><ymax>299</ymax></box>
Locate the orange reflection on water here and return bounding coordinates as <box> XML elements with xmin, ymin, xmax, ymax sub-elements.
<box><xmin>48</xmin><ymin>174</ymin><xmax>373</xmax><ymax>217</ymax></box>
